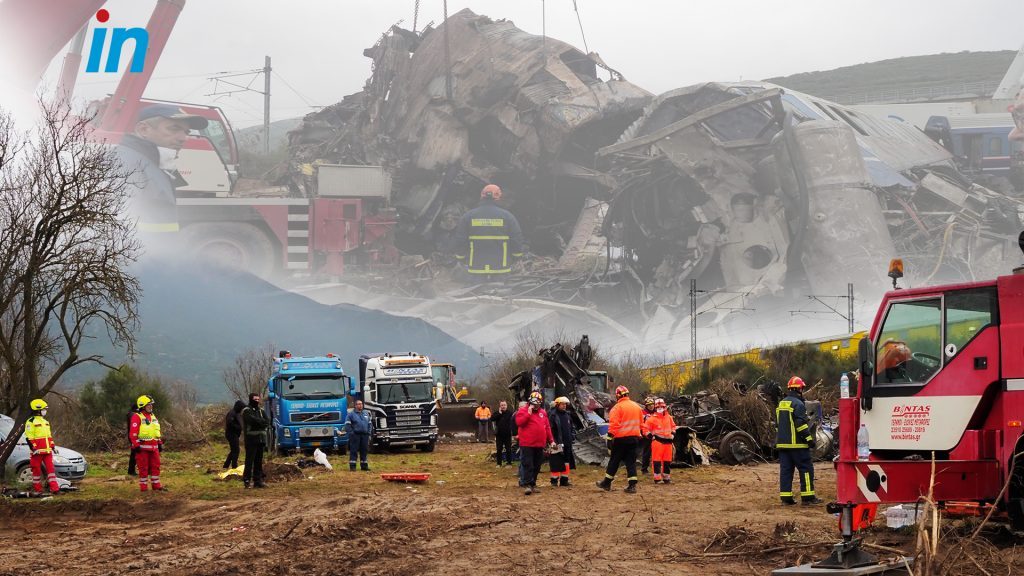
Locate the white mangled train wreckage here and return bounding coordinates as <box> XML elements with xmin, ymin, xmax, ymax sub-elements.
<box><xmin>283</xmin><ymin>9</ymin><xmax>1024</xmax><ymax>355</ymax></box>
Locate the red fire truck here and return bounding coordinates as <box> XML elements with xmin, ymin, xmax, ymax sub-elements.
<box><xmin>821</xmin><ymin>247</ymin><xmax>1024</xmax><ymax>568</ymax></box>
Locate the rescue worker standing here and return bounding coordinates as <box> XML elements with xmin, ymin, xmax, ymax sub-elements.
<box><xmin>24</xmin><ymin>399</ymin><xmax>61</xmax><ymax>494</ymax></box>
<box><xmin>453</xmin><ymin>184</ymin><xmax>526</xmax><ymax>277</ymax></box>
<box><xmin>640</xmin><ymin>397</ymin><xmax>655</xmax><ymax>474</ymax></box>
<box><xmin>776</xmin><ymin>377</ymin><xmax>822</xmax><ymax>505</ymax></box>
<box><xmin>474</xmin><ymin>401</ymin><xmax>492</xmax><ymax>443</ymax></box>
<box><xmin>597</xmin><ymin>385</ymin><xmax>645</xmax><ymax>493</ymax></box>
<box><xmin>646</xmin><ymin>398</ymin><xmax>676</xmax><ymax>484</ymax></box>
<box><xmin>242</xmin><ymin>393</ymin><xmax>270</xmax><ymax>488</ymax></box>
<box><xmin>345</xmin><ymin>399</ymin><xmax>373</xmax><ymax>471</ymax></box>
<box><xmin>515</xmin><ymin>391</ymin><xmax>554</xmax><ymax>495</ymax></box>
<box><xmin>129</xmin><ymin>395</ymin><xmax>164</xmax><ymax>492</ymax></box>
<box><xmin>548</xmin><ymin>397</ymin><xmax>575</xmax><ymax>487</ymax></box>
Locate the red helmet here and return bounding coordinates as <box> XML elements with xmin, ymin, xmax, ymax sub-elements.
<box><xmin>481</xmin><ymin>184</ymin><xmax>502</xmax><ymax>199</ymax></box>
<box><xmin>654</xmin><ymin>398</ymin><xmax>666</xmax><ymax>409</ymax></box>
<box><xmin>787</xmin><ymin>376</ymin><xmax>806</xmax><ymax>390</ymax></box>
<box><xmin>615</xmin><ymin>385</ymin><xmax>630</xmax><ymax>398</ymax></box>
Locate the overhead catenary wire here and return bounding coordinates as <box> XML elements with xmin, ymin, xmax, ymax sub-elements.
<box><xmin>572</xmin><ymin>0</ymin><xmax>589</xmax><ymax>53</ymax></box>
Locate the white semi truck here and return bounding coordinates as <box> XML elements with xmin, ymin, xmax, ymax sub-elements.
<box><xmin>357</xmin><ymin>353</ymin><xmax>441</xmax><ymax>452</ymax></box>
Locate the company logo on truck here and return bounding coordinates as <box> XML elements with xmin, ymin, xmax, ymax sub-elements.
<box><xmin>85</xmin><ymin>10</ymin><xmax>150</xmax><ymax>73</ymax></box>
<box><xmin>383</xmin><ymin>367</ymin><xmax>428</xmax><ymax>376</ymax></box>
<box><xmin>891</xmin><ymin>405</ymin><xmax>931</xmax><ymax>416</ymax></box>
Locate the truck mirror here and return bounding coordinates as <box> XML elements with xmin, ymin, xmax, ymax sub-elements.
<box><xmin>267</xmin><ymin>390</ymin><xmax>276</xmax><ymax>399</ymax></box>
<box><xmin>858</xmin><ymin>337</ymin><xmax>874</xmax><ymax>411</ymax></box>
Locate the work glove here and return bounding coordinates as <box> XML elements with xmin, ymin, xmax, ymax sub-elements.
<box><xmin>158</xmin><ymin>444</ymin><xmax>163</xmax><ymax>453</ymax></box>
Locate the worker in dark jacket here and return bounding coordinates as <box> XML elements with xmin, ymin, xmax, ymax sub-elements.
<box><xmin>114</xmin><ymin>104</ymin><xmax>207</xmax><ymax>239</ymax></box>
<box><xmin>126</xmin><ymin>402</ymin><xmax>139</xmax><ymax>476</ymax></box>
<box><xmin>241</xmin><ymin>393</ymin><xmax>270</xmax><ymax>489</ymax></box>
<box><xmin>776</xmin><ymin>377</ymin><xmax>821</xmax><ymax>505</ymax></box>
<box><xmin>548</xmin><ymin>397</ymin><xmax>576</xmax><ymax>487</ymax></box>
<box><xmin>345</xmin><ymin>400</ymin><xmax>373</xmax><ymax>471</ymax></box>
<box><xmin>223</xmin><ymin>400</ymin><xmax>245</xmax><ymax>469</ymax></box>
<box><xmin>453</xmin><ymin>184</ymin><xmax>526</xmax><ymax>276</ymax></box>
<box><xmin>491</xmin><ymin>400</ymin><xmax>515</xmax><ymax>467</ymax></box>
<box><xmin>640</xmin><ymin>397</ymin><xmax>655</xmax><ymax>474</ymax></box>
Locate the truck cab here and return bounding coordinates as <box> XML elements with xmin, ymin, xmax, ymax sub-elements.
<box><xmin>266</xmin><ymin>351</ymin><xmax>354</xmax><ymax>455</ymax></box>
<box><xmin>836</xmin><ymin>264</ymin><xmax>1024</xmax><ymax>533</ymax></box>
<box><xmin>358</xmin><ymin>353</ymin><xmax>441</xmax><ymax>452</ymax></box>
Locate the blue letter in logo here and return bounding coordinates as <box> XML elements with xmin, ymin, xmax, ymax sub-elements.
<box><xmin>84</xmin><ymin>10</ymin><xmax>149</xmax><ymax>73</ymax></box>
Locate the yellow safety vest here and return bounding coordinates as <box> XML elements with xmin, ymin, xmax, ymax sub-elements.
<box><xmin>25</xmin><ymin>416</ymin><xmax>54</xmax><ymax>454</ymax></box>
<box><xmin>138</xmin><ymin>414</ymin><xmax>162</xmax><ymax>440</ymax></box>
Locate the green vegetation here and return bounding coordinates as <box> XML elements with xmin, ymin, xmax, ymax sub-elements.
<box><xmin>765</xmin><ymin>50</ymin><xmax>1016</xmax><ymax>100</ymax></box>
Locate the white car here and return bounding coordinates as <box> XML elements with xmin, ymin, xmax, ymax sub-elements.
<box><xmin>1</xmin><ymin>414</ymin><xmax>88</xmax><ymax>484</ymax></box>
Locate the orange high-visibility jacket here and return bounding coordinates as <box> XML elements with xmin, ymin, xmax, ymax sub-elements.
<box><xmin>645</xmin><ymin>412</ymin><xmax>676</xmax><ymax>440</ymax></box>
<box><xmin>475</xmin><ymin>406</ymin><xmax>492</xmax><ymax>420</ymax></box>
<box><xmin>607</xmin><ymin>397</ymin><xmax>645</xmax><ymax>438</ymax></box>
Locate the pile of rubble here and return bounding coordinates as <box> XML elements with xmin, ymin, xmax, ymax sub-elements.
<box><xmin>284</xmin><ymin>10</ymin><xmax>1024</xmax><ymax>351</ymax></box>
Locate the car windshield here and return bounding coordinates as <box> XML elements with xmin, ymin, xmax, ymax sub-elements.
<box><xmin>0</xmin><ymin>418</ymin><xmax>23</xmax><ymax>442</ymax></box>
<box><xmin>277</xmin><ymin>376</ymin><xmax>345</xmax><ymax>400</ymax></box>
<box><xmin>378</xmin><ymin>382</ymin><xmax>433</xmax><ymax>404</ymax></box>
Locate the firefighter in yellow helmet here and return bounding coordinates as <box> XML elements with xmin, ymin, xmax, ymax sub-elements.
<box><xmin>24</xmin><ymin>399</ymin><xmax>61</xmax><ymax>494</ymax></box>
<box><xmin>776</xmin><ymin>377</ymin><xmax>821</xmax><ymax>505</ymax></box>
<box><xmin>129</xmin><ymin>395</ymin><xmax>164</xmax><ymax>491</ymax></box>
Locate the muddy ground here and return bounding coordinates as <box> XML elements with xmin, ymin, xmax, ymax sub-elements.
<box><xmin>0</xmin><ymin>443</ymin><xmax>1017</xmax><ymax>575</ymax></box>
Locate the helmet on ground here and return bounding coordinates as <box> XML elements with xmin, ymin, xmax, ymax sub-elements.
<box><xmin>481</xmin><ymin>184</ymin><xmax>502</xmax><ymax>200</ymax></box>
<box><xmin>787</xmin><ymin>376</ymin><xmax>806</xmax><ymax>390</ymax></box>
<box><xmin>136</xmin><ymin>394</ymin><xmax>155</xmax><ymax>409</ymax></box>
<box><xmin>654</xmin><ymin>398</ymin><xmax>666</xmax><ymax>409</ymax></box>
<box><xmin>615</xmin><ymin>385</ymin><xmax>630</xmax><ymax>398</ymax></box>
<box><xmin>529</xmin><ymin>391</ymin><xmax>543</xmax><ymax>405</ymax></box>
<box><xmin>553</xmin><ymin>396</ymin><xmax>570</xmax><ymax>406</ymax></box>
<box><xmin>30</xmin><ymin>399</ymin><xmax>47</xmax><ymax>411</ymax></box>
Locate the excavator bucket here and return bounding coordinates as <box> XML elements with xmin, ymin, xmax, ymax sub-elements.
<box><xmin>431</xmin><ymin>363</ymin><xmax>480</xmax><ymax>436</ymax></box>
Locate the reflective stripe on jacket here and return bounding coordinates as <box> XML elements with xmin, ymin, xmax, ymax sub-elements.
<box><xmin>645</xmin><ymin>412</ymin><xmax>676</xmax><ymax>440</ymax></box>
<box><xmin>607</xmin><ymin>397</ymin><xmax>645</xmax><ymax>438</ymax></box>
<box><xmin>25</xmin><ymin>416</ymin><xmax>55</xmax><ymax>454</ymax></box>
<box><xmin>776</xmin><ymin>393</ymin><xmax>811</xmax><ymax>449</ymax></box>
<box><xmin>130</xmin><ymin>412</ymin><xmax>162</xmax><ymax>449</ymax></box>
<box><xmin>453</xmin><ymin>199</ymin><xmax>525</xmax><ymax>274</ymax></box>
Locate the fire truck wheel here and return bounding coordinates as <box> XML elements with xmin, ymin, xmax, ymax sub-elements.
<box><xmin>181</xmin><ymin>222</ymin><xmax>277</xmax><ymax>279</ymax></box>
<box><xmin>718</xmin><ymin>430</ymin><xmax>759</xmax><ymax>466</ymax></box>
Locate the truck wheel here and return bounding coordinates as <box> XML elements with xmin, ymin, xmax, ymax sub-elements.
<box><xmin>718</xmin><ymin>430</ymin><xmax>759</xmax><ymax>465</ymax></box>
<box><xmin>418</xmin><ymin>441</ymin><xmax>436</xmax><ymax>453</ymax></box>
<box><xmin>181</xmin><ymin>222</ymin><xmax>277</xmax><ymax>279</ymax></box>
<box><xmin>1009</xmin><ymin>444</ymin><xmax>1024</xmax><ymax>531</ymax></box>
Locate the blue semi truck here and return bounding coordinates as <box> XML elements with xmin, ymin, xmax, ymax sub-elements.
<box><xmin>266</xmin><ymin>351</ymin><xmax>356</xmax><ymax>455</ymax></box>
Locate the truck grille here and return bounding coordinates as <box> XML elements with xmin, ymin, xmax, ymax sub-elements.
<box><xmin>394</xmin><ymin>410</ymin><xmax>422</xmax><ymax>426</ymax></box>
<box><xmin>291</xmin><ymin>411</ymin><xmax>341</xmax><ymax>423</ymax></box>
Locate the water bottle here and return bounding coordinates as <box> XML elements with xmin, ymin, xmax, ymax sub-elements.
<box><xmin>840</xmin><ymin>373</ymin><xmax>850</xmax><ymax>399</ymax></box>
<box><xmin>857</xmin><ymin>424</ymin><xmax>870</xmax><ymax>461</ymax></box>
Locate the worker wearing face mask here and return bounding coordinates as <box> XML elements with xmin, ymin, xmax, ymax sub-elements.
<box><xmin>24</xmin><ymin>399</ymin><xmax>61</xmax><ymax>495</ymax></box>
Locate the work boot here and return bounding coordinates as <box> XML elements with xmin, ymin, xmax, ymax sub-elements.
<box><xmin>243</xmin><ymin>482</ymin><xmax>251</xmax><ymax>489</ymax></box>
<box><xmin>663</xmin><ymin>477</ymin><xmax>671</xmax><ymax>484</ymax></box>
<box><xmin>781</xmin><ymin>497</ymin><xmax>797</xmax><ymax>506</ymax></box>
<box><xmin>524</xmin><ymin>486</ymin><xmax>533</xmax><ymax>496</ymax></box>
<box><xmin>596</xmin><ymin>478</ymin><xmax>612</xmax><ymax>491</ymax></box>
<box><xmin>624</xmin><ymin>481</ymin><xmax>638</xmax><ymax>494</ymax></box>
<box><xmin>361</xmin><ymin>463</ymin><xmax>370</xmax><ymax>471</ymax></box>
<box><xmin>531</xmin><ymin>485</ymin><xmax>541</xmax><ymax>494</ymax></box>
<box><xmin>349</xmin><ymin>463</ymin><xmax>357</xmax><ymax>471</ymax></box>
<box><xmin>551</xmin><ymin>477</ymin><xmax>559</xmax><ymax>487</ymax></box>
<box><xmin>801</xmin><ymin>497</ymin><xmax>824</xmax><ymax>506</ymax></box>
<box><xmin>559</xmin><ymin>476</ymin><xmax>570</xmax><ymax>487</ymax></box>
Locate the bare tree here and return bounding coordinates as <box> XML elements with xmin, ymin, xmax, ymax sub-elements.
<box><xmin>223</xmin><ymin>344</ymin><xmax>275</xmax><ymax>401</ymax></box>
<box><xmin>0</xmin><ymin>100</ymin><xmax>140</xmax><ymax>469</ymax></box>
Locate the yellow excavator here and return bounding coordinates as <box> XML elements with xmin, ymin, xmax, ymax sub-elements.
<box><xmin>431</xmin><ymin>363</ymin><xmax>480</xmax><ymax>435</ymax></box>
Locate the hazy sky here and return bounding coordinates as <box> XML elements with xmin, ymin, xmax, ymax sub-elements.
<box><xmin>28</xmin><ymin>0</ymin><xmax>1024</xmax><ymax>128</ymax></box>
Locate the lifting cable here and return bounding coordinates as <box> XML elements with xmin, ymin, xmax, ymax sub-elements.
<box><xmin>572</xmin><ymin>0</ymin><xmax>589</xmax><ymax>53</ymax></box>
<box><xmin>412</xmin><ymin>0</ymin><xmax>421</xmax><ymax>33</ymax></box>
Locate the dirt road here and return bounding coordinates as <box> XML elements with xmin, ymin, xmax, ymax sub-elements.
<box><xmin>0</xmin><ymin>443</ymin><xmax>955</xmax><ymax>575</ymax></box>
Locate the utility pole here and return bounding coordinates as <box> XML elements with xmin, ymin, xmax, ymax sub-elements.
<box><xmin>690</xmin><ymin>279</ymin><xmax>697</xmax><ymax>365</ymax></box>
<box><xmin>263</xmin><ymin>56</ymin><xmax>272</xmax><ymax>156</ymax></box>
<box><xmin>689</xmin><ymin>280</ymin><xmax>756</xmax><ymax>377</ymax></box>
<box><xmin>790</xmin><ymin>283</ymin><xmax>856</xmax><ymax>334</ymax></box>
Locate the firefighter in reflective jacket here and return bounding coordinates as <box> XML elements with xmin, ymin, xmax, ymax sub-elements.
<box><xmin>645</xmin><ymin>398</ymin><xmax>676</xmax><ymax>484</ymax></box>
<box><xmin>129</xmin><ymin>395</ymin><xmax>164</xmax><ymax>492</ymax></box>
<box><xmin>24</xmin><ymin>399</ymin><xmax>61</xmax><ymax>494</ymax></box>
<box><xmin>596</xmin><ymin>385</ymin><xmax>646</xmax><ymax>493</ymax></box>
<box><xmin>776</xmin><ymin>377</ymin><xmax>821</xmax><ymax>505</ymax></box>
<box><xmin>454</xmin><ymin>184</ymin><xmax>526</xmax><ymax>275</ymax></box>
